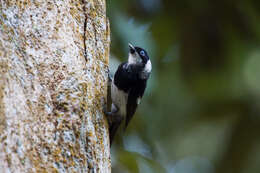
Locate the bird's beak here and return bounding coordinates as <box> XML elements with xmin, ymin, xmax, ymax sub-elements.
<box><xmin>128</xmin><ymin>43</ymin><xmax>135</xmax><ymax>54</ymax></box>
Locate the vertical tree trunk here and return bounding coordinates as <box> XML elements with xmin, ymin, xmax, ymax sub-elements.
<box><xmin>0</xmin><ymin>0</ymin><xmax>110</xmax><ymax>172</ymax></box>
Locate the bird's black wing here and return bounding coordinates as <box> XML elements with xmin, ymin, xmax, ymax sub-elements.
<box><xmin>114</xmin><ymin>62</ymin><xmax>132</xmax><ymax>92</ymax></box>
<box><xmin>114</xmin><ymin>62</ymin><xmax>147</xmax><ymax>129</ymax></box>
<box><xmin>125</xmin><ymin>79</ymin><xmax>147</xmax><ymax>129</ymax></box>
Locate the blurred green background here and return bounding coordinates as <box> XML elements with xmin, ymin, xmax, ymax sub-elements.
<box><xmin>107</xmin><ymin>0</ymin><xmax>260</xmax><ymax>173</ymax></box>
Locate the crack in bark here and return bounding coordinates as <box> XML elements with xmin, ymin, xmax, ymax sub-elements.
<box><xmin>92</xmin><ymin>22</ymin><xmax>97</xmax><ymax>47</ymax></box>
<box><xmin>83</xmin><ymin>18</ymin><xmax>88</xmax><ymax>62</ymax></box>
<box><xmin>82</xmin><ymin>0</ymin><xmax>88</xmax><ymax>62</ymax></box>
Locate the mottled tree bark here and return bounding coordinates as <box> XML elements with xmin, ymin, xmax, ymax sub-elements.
<box><xmin>0</xmin><ymin>0</ymin><xmax>110</xmax><ymax>172</ymax></box>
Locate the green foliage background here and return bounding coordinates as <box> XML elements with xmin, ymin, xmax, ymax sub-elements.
<box><xmin>107</xmin><ymin>0</ymin><xmax>260</xmax><ymax>172</ymax></box>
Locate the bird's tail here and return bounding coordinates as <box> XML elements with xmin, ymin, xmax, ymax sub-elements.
<box><xmin>109</xmin><ymin>117</ymin><xmax>123</xmax><ymax>146</ymax></box>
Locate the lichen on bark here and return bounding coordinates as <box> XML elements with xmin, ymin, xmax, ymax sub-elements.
<box><xmin>0</xmin><ymin>0</ymin><xmax>111</xmax><ymax>172</ymax></box>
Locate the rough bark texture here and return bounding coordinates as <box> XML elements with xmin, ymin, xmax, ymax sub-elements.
<box><xmin>0</xmin><ymin>0</ymin><xmax>110</xmax><ymax>172</ymax></box>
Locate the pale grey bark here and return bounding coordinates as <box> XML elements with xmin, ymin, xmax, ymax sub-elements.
<box><xmin>0</xmin><ymin>0</ymin><xmax>111</xmax><ymax>172</ymax></box>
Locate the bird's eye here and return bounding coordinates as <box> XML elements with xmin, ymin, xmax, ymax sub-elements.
<box><xmin>140</xmin><ymin>50</ymin><xmax>145</xmax><ymax>56</ymax></box>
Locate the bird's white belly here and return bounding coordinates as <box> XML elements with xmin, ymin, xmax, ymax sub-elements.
<box><xmin>111</xmin><ymin>81</ymin><xmax>128</xmax><ymax>117</ymax></box>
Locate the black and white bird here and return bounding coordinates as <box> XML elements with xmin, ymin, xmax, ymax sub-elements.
<box><xmin>105</xmin><ymin>43</ymin><xmax>152</xmax><ymax>145</ymax></box>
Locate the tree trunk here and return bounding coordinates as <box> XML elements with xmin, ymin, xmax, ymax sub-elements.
<box><xmin>0</xmin><ymin>0</ymin><xmax>111</xmax><ymax>172</ymax></box>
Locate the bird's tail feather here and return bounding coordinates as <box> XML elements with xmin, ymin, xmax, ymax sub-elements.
<box><xmin>109</xmin><ymin>118</ymin><xmax>123</xmax><ymax>146</ymax></box>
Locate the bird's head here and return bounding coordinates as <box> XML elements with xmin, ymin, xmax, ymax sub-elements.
<box><xmin>128</xmin><ymin>43</ymin><xmax>150</xmax><ymax>65</ymax></box>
